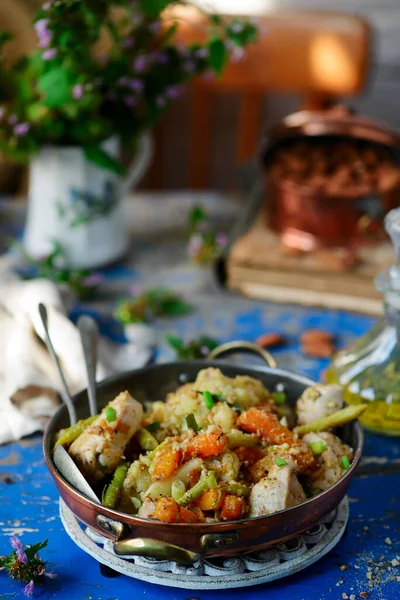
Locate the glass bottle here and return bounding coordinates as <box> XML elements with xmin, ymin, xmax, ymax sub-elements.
<box><xmin>326</xmin><ymin>208</ymin><xmax>400</xmax><ymax>436</ymax></box>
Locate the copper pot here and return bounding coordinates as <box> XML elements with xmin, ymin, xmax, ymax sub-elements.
<box><xmin>43</xmin><ymin>342</ymin><xmax>363</xmax><ymax>563</ymax></box>
<box><xmin>261</xmin><ymin>108</ymin><xmax>400</xmax><ymax>250</ymax></box>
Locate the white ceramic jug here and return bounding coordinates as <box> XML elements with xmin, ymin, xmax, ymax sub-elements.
<box><xmin>24</xmin><ymin>134</ymin><xmax>153</xmax><ymax>269</ymax></box>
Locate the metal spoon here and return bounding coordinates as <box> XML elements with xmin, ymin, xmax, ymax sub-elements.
<box><xmin>38</xmin><ymin>303</ymin><xmax>99</xmax><ymax>502</ymax></box>
<box><xmin>77</xmin><ymin>315</ymin><xmax>99</xmax><ymax>417</ymax></box>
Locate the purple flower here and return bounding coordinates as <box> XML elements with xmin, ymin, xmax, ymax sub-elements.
<box><xmin>82</xmin><ymin>273</ymin><xmax>103</xmax><ymax>287</ymax></box>
<box><xmin>229</xmin><ymin>46</ymin><xmax>245</xmax><ymax>63</ymax></box>
<box><xmin>122</xmin><ymin>37</ymin><xmax>134</xmax><ymax>49</ymax></box>
<box><xmin>216</xmin><ymin>232</ymin><xmax>228</xmax><ymax>248</ymax></box>
<box><xmin>16</xmin><ymin>548</ymin><xmax>28</xmax><ymax>564</ymax></box>
<box><xmin>201</xmin><ymin>345</ymin><xmax>210</xmax><ymax>356</ymax></box>
<box><xmin>14</xmin><ymin>123</ymin><xmax>30</xmax><ymax>136</ymax></box>
<box><xmin>44</xmin><ymin>570</ymin><xmax>57</xmax><ymax>579</ymax></box>
<box><xmin>132</xmin><ymin>54</ymin><xmax>147</xmax><ymax>73</ymax></box>
<box><xmin>22</xmin><ymin>581</ymin><xmax>34</xmax><ymax>597</ymax></box>
<box><xmin>129</xmin><ymin>284</ymin><xmax>141</xmax><ymax>297</ymax></box>
<box><xmin>35</xmin><ymin>18</ymin><xmax>52</xmax><ymax>48</ymax></box>
<box><xmin>124</xmin><ymin>96</ymin><xmax>138</xmax><ymax>107</ymax></box>
<box><xmin>72</xmin><ymin>84</ymin><xmax>84</xmax><ymax>100</ymax></box>
<box><xmin>8</xmin><ymin>114</ymin><xmax>17</xmax><ymax>125</ymax></box>
<box><xmin>183</xmin><ymin>60</ymin><xmax>196</xmax><ymax>74</ymax></box>
<box><xmin>10</xmin><ymin>536</ymin><xmax>22</xmax><ymax>550</ymax></box>
<box><xmin>43</xmin><ymin>48</ymin><xmax>57</xmax><ymax>60</ymax></box>
<box><xmin>231</xmin><ymin>23</ymin><xmax>244</xmax><ymax>34</ymax></box>
<box><xmin>155</xmin><ymin>51</ymin><xmax>168</xmax><ymax>65</ymax></box>
<box><xmin>165</xmin><ymin>86</ymin><xmax>182</xmax><ymax>100</ymax></box>
<box><xmin>128</xmin><ymin>78</ymin><xmax>143</xmax><ymax>92</ymax></box>
<box><xmin>188</xmin><ymin>234</ymin><xmax>203</xmax><ymax>257</ymax></box>
<box><xmin>196</xmin><ymin>47</ymin><xmax>209</xmax><ymax>59</ymax></box>
<box><xmin>156</xmin><ymin>96</ymin><xmax>166</xmax><ymax>108</ymax></box>
<box><xmin>148</xmin><ymin>20</ymin><xmax>162</xmax><ymax>34</ymax></box>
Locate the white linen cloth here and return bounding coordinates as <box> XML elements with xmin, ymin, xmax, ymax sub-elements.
<box><xmin>0</xmin><ymin>257</ymin><xmax>151</xmax><ymax>444</ymax></box>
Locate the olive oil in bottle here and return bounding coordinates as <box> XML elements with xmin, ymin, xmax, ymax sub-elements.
<box><xmin>328</xmin><ymin>209</ymin><xmax>400</xmax><ymax>436</ymax></box>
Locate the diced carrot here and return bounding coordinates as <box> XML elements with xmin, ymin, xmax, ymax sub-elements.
<box><xmin>235</xmin><ymin>446</ymin><xmax>264</xmax><ymax>465</ymax></box>
<box><xmin>188</xmin><ymin>467</ymin><xmax>201</xmax><ymax>488</ymax></box>
<box><xmin>220</xmin><ymin>495</ymin><xmax>246</xmax><ymax>521</ymax></box>
<box><xmin>194</xmin><ymin>488</ymin><xmax>226</xmax><ymax>511</ymax></box>
<box><xmin>184</xmin><ymin>426</ymin><xmax>227</xmax><ymax>459</ymax></box>
<box><xmin>179</xmin><ymin>506</ymin><xmax>200</xmax><ymax>523</ymax></box>
<box><xmin>238</xmin><ymin>407</ymin><xmax>315</xmax><ymax>473</ymax></box>
<box><xmin>152</xmin><ymin>447</ymin><xmax>182</xmax><ymax>481</ymax></box>
<box><xmin>155</xmin><ymin>497</ymin><xmax>180</xmax><ymax>523</ymax></box>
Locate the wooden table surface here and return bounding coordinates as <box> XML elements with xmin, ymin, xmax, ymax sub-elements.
<box><xmin>0</xmin><ymin>193</ymin><xmax>399</xmax><ymax>600</ymax></box>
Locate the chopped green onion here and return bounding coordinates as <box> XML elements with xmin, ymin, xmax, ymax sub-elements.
<box><xmin>340</xmin><ymin>455</ymin><xmax>350</xmax><ymax>469</ymax></box>
<box><xmin>309</xmin><ymin>441</ymin><xmax>327</xmax><ymax>455</ymax></box>
<box><xmin>273</xmin><ymin>392</ymin><xmax>286</xmax><ymax>404</ymax></box>
<box><xmin>207</xmin><ymin>472</ymin><xmax>217</xmax><ymax>489</ymax></box>
<box><xmin>172</xmin><ymin>479</ymin><xmax>186</xmax><ymax>502</ymax></box>
<box><xmin>177</xmin><ymin>471</ymin><xmax>217</xmax><ymax>506</ymax></box>
<box><xmin>146</xmin><ymin>421</ymin><xmax>161</xmax><ymax>432</ymax></box>
<box><xmin>275</xmin><ymin>458</ymin><xmax>287</xmax><ymax>467</ymax></box>
<box><xmin>185</xmin><ymin>413</ymin><xmax>200</xmax><ymax>432</ymax></box>
<box><xmin>131</xmin><ymin>496</ymin><xmax>142</xmax><ymax>510</ymax></box>
<box><xmin>105</xmin><ymin>407</ymin><xmax>117</xmax><ymax>422</ymax></box>
<box><xmin>203</xmin><ymin>391</ymin><xmax>215</xmax><ymax>410</ymax></box>
<box><xmin>135</xmin><ymin>428</ymin><xmax>158</xmax><ymax>451</ymax></box>
<box><xmin>222</xmin><ymin>482</ymin><xmax>250</xmax><ymax>497</ymax></box>
<box><xmin>217</xmin><ymin>397</ymin><xmax>244</xmax><ymax>413</ymax></box>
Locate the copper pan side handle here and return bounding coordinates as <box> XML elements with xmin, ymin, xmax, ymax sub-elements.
<box><xmin>208</xmin><ymin>340</ymin><xmax>277</xmax><ymax>368</ymax></box>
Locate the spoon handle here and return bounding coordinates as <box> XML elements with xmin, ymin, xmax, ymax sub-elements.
<box><xmin>38</xmin><ymin>303</ymin><xmax>77</xmax><ymax>426</ymax></box>
<box><xmin>78</xmin><ymin>315</ymin><xmax>98</xmax><ymax>417</ymax></box>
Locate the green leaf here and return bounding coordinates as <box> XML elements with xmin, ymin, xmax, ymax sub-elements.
<box><xmin>208</xmin><ymin>38</ymin><xmax>227</xmax><ymax>74</ymax></box>
<box><xmin>165</xmin><ymin>334</ymin><xmax>183</xmax><ymax>351</ymax></box>
<box><xmin>160</xmin><ymin>299</ymin><xmax>192</xmax><ymax>316</ymax></box>
<box><xmin>83</xmin><ymin>145</ymin><xmax>126</xmax><ymax>175</ymax></box>
<box><xmin>25</xmin><ymin>539</ymin><xmax>48</xmax><ymax>560</ymax></box>
<box><xmin>138</xmin><ymin>0</ymin><xmax>171</xmax><ymax>17</ymax></box>
<box><xmin>38</xmin><ymin>67</ymin><xmax>71</xmax><ymax>108</ymax></box>
<box><xmin>190</xmin><ymin>206</ymin><xmax>207</xmax><ymax>230</ymax></box>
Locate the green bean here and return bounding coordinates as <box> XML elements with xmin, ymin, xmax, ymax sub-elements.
<box><xmin>53</xmin><ymin>415</ymin><xmax>98</xmax><ymax>449</ymax></box>
<box><xmin>171</xmin><ymin>479</ymin><xmax>186</xmax><ymax>502</ymax></box>
<box><xmin>177</xmin><ymin>472</ymin><xmax>216</xmax><ymax>506</ymax></box>
<box><xmin>221</xmin><ymin>482</ymin><xmax>250</xmax><ymax>497</ymax></box>
<box><xmin>227</xmin><ymin>430</ymin><xmax>258</xmax><ymax>448</ymax></box>
<box><xmin>135</xmin><ymin>428</ymin><xmax>159</xmax><ymax>451</ymax></box>
<box><xmin>102</xmin><ymin>463</ymin><xmax>129</xmax><ymax>508</ymax></box>
<box><xmin>294</xmin><ymin>404</ymin><xmax>367</xmax><ymax>436</ymax></box>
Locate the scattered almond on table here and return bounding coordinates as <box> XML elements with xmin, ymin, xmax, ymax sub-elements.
<box><xmin>256</xmin><ymin>333</ymin><xmax>286</xmax><ymax>348</ymax></box>
<box><xmin>300</xmin><ymin>329</ymin><xmax>335</xmax><ymax>358</ymax></box>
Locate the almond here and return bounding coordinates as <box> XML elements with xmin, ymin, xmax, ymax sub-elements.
<box><xmin>256</xmin><ymin>333</ymin><xmax>285</xmax><ymax>348</ymax></box>
<box><xmin>301</xmin><ymin>329</ymin><xmax>333</xmax><ymax>345</ymax></box>
<box><xmin>301</xmin><ymin>341</ymin><xmax>335</xmax><ymax>358</ymax></box>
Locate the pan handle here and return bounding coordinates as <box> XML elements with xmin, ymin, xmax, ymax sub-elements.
<box><xmin>208</xmin><ymin>340</ymin><xmax>277</xmax><ymax>368</ymax></box>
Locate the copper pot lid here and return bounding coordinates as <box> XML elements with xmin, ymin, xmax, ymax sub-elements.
<box><xmin>261</xmin><ymin>105</ymin><xmax>400</xmax><ymax>166</ymax></box>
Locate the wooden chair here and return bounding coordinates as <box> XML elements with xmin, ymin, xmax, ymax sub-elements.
<box><xmin>158</xmin><ymin>10</ymin><xmax>372</xmax><ymax>190</ymax></box>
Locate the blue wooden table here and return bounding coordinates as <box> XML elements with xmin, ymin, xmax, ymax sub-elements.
<box><xmin>0</xmin><ymin>197</ymin><xmax>399</xmax><ymax>599</ymax></box>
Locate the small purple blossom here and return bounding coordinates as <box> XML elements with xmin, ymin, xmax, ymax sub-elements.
<box><xmin>8</xmin><ymin>114</ymin><xmax>17</xmax><ymax>125</ymax></box>
<box><xmin>148</xmin><ymin>20</ymin><xmax>162</xmax><ymax>34</ymax></box>
<box><xmin>128</xmin><ymin>78</ymin><xmax>143</xmax><ymax>92</ymax></box>
<box><xmin>43</xmin><ymin>48</ymin><xmax>57</xmax><ymax>60</ymax></box>
<box><xmin>183</xmin><ymin>60</ymin><xmax>196</xmax><ymax>74</ymax></box>
<box><xmin>155</xmin><ymin>51</ymin><xmax>169</xmax><ymax>65</ymax></box>
<box><xmin>10</xmin><ymin>536</ymin><xmax>22</xmax><ymax>550</ymax></box>
<box><xmin>165</xmin><ymin>86</ymin><xmax>182</xmax><ymax>100</ymax></box>
<box><xmin>188</xmin><ymin>234</ymin><xmax>203</xmax><ymax>257</ymax></box>
<box><xmin>72</xmin><ymin>84</ymin><xmax>84</xmax><ymax>100</ymax></box>
<box><xmin>22</xmin><ymin>581</ymin><xmax>35</xmax><ymax>597</ymax></box>
<box><xmin>16</xmin><ymin>548</ymin><xmax>28</xmax><ymax>564</ymax></box>
<box><xmin>132</xmin><ymin>54</ymin><xmax>147</xmax><ymax>73</ymax></box>
<box><xmin>122</xmin><ymin>37</ymin><xmax>134</xmax><ymax>49</ymax></box>
<box><xmin>196</xmin><ymin>47</ymin><xmax>209</xmax><ymax>59</ymax></box>
<box><xmin>35</xmin><ymin>18</ymin><xmax>52</xmax><ymax>48</ymax></box>
<box><xmin>231</xmin><ymin>23</ymin><xmax>244</xmax><ymax>34</ymax></box>
<box><xmin>216</xmin><ymin>232</ymin><xmax>228</xmax><ymax>248</ymax></box>
<box><xmin>200</xmin><ymin>345</ymin><xmax>210</xmax><ymax>356</ymax></box>
<box><xmin>124</xmin><ymin>96</ymin><xmax>138</xmax><ymax>107</ymax></box>
<box><xmin>229</xmin><ymin>46</ymin><xmax>245</xmax><ymax>63</ymax></box>
<box><xmin>129</xmin><ymin>284</ymin><xmax>141</xmax><ymax>297</ymax></box>
<box><xmin>44</xmin><ymin>570</ymin><xmax>57</xmax><ymax>579</ymax></box>
<box><xmin>14</xmin><ymin>122</ymin><xmax>30</xmax><ymax>136</ymax></box>
<box><xmin>156</xmin><ymin>96</ymin><xmax>166</xmax><ymax>108</ymax></box>
<box><xmin>82</xmin><ymin>273</ymin><xmax>103</xmax><ymax>287</ymax></box>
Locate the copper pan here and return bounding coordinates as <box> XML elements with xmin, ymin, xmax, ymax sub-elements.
<box><xmin>43</xmin><ymin>342</ymin><xmax>363</xmax><ymax>563</ymax></box>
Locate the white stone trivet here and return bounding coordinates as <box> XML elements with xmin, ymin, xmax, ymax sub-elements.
<box><xmin>60</xmin><ymin>497</ymin><xmax>349</xmax><ymax>590</ymax></box>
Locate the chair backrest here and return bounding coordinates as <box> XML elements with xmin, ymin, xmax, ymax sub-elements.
<box><xmin>174</xmin><ymin>10</ymin><xmax>372</xmax><ymax>189</ymax></box>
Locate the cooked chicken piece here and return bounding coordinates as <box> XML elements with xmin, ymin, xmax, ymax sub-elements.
<box><xmin>69</xmin><ymin>391</ymin><xmax>143</xmax><ymax>482</ymax></box>
<box><xmin>296</xmin><ymin>384</ymin><xmax>343</xmax><ymax>425</ymax></box>
<box><xmin>250</xmin><ymin>445</ymin><xmax>299</xmax><ymax>483</ymax></box>
<box><xmin>302</xmin><ymin>432</ymin><xmax>352</xmax><ymax>493</ymax></box>
<box><xmin>248</xmin><ymin>464</ymin><xmax>306</xmax><ymax>517</ymax></box>
<box><xmin>194</xmin><ymin>367</ymin><xmax>272</xmax><ymax>409</ymax></box>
